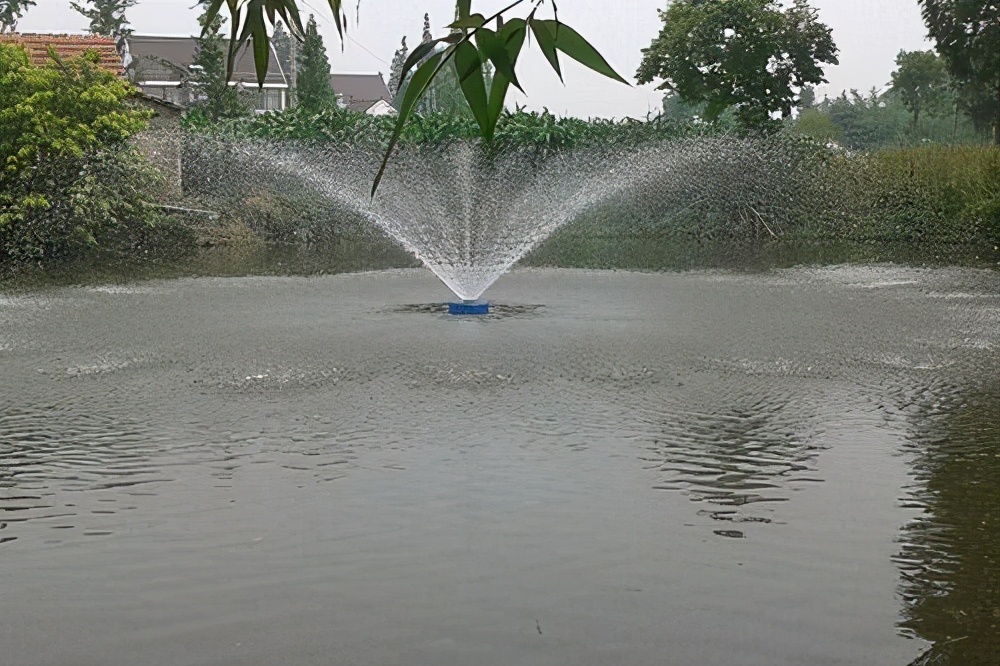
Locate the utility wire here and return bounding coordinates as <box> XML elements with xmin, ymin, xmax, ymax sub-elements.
<box><xmin>299</xmin><ymin>0</ymin><xmax>388</xmax><ymax>65</ymax></box>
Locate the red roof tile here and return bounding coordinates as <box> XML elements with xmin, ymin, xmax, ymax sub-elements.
<box><xmin>0</xmin><ymin>33</ymin><xmax>123</xmax><ymax>74</ymax></box>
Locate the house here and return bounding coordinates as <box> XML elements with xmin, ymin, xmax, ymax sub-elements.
<box><xmin>0</xmin><ymin>33</ymin><xmax>121</xmax><ymax>72</ymax></box>
<box><xmin>124</xmin><ymin>37</ymin><xmax>394</xmax><ymax>116</ymax></box>
<box><xmin>123</xmin><ymin>34</ymin><xmax>291</xmax><ymax>113</ymax></box>
<box><xmin>329</xmin><ymin>72</ymin><xmax>395</xmax><ymax>115</ymax></box>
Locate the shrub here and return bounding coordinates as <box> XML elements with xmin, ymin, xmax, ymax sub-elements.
<box><xmin>0</xmin><ymin>43</ymin><xmax>158</xmax><ymax>265</ymax></box>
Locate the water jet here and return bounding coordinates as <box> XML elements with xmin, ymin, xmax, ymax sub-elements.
<box><xmin>182</xmin><ymin>135</ymin><xmax>829</xmax><ymax>305</ymax></box>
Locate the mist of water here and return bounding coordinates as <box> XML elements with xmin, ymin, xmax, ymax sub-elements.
<box><xmin>183</xmin><ymin>135</ymin><xmax>822</xmax><ymax>300</ymax></box>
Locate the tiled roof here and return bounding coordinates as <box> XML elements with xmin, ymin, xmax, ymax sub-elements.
<box><xmin>0</xmin><ymin>33</ymin><xmax>123</xmax><ymax>73</ymax></box>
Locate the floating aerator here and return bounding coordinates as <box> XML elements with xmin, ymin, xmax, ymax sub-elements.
<box><xmin>448</xmin><ymin>300</ymin><xmax>490</xmax><ymax>315</ymax></box>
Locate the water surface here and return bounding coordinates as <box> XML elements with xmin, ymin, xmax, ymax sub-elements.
<box><xmin>1</xmin><ymin>266</ymin><xmax>997</xmax><ymax>665</ymax></box>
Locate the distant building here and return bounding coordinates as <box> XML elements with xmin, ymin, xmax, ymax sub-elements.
<box><xmin>123</xmin><ymin>36</ymin><xmax>393</xmax><ymax>116</ymax></box>
<box><xmin>0</xmin><ymin>33</ymin><xmax>121</xmax><ymax>73</ymax></box>
<box><xmin>123</xmin><ymin>34</ymin><xmax>290</xmax><ymax>113</ymax></box>
<box><xmin>329</xmin><ymin>72</ymin><xmax>395</xmax><ymax>115</ymax></box>
<box><xmin>1</xmin><ymin>32</ymin><xmax>395</xmax><ymax>117</ymax></box>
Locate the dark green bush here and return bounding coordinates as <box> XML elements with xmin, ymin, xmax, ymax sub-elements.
<box><xmin>0</xmin><ymin>148</ymin><xmax>166</xmax><ymax>264</ymax></box>
<box><xmin>183</xmin><ymin>105</ymin><xmax>720</xmax><ymax>155</ymax></box>
<box><xmin>0</xmin><ymin>43</ymin><xmax>160</xmax><ymax>268</ymax></box>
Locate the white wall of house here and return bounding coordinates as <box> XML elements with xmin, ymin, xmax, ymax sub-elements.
<box><xmin>365</xmin><ymin>100</ymin><xmax>397</xmax><ymax>116</ymax></box>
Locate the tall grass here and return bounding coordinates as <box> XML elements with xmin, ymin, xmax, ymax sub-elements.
<box><xmin>823</xmin><ymin>146</ymin><xmax>1000</xmax><ymax>251</ymax></box>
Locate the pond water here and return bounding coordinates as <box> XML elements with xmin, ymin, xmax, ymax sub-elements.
<box><xmin>1</xmin><ymin>266</ymin><xmax>997</xmax><ymax>666</ymax></box>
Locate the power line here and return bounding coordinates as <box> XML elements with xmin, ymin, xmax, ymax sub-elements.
<box><xmin>299</xmin><ymin>0</ymin><xmax>387</xmax><ymax>65</ymax></box>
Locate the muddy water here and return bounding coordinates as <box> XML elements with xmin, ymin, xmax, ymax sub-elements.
<box><xmin>1</xmin><ymin>266</ymin><xmax>997</xmax><ymax>666</ymax></box>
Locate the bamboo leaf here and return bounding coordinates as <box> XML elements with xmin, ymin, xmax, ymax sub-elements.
<box><xmin>238</xmin><ymin>0</ymin><xmax>270</xmax><ymax>86</ymax></box>
<box><xmin>274</xmin><ymin>2</ymin><xmax>305</xmax><ymax>38</ymax></box>
<box><xmin>199</xmin><ymin>0</ymin><xmax>224</xmax><ymax>37</ymax></box>
<box><xmin>373</xmin><ymin>51</ymin><xmax>447</xmax><ymax>197</ymax></box>
<box><xmin>398</xmin><ymin>37</ymin><xmax>459</xmax><ymax>87</ymax></box>
<box><xmin>486</xmin><ymin>19</ymin><xmax>527</xmax><ymax>136</ymax></box>
<box><xmin>225</xmin><ymin>3</ymin><xmax>242</xmax><ymax>82</ymax></box>
<box><xmin>537</xmin><ymin>19</ymin><xmax>629</xmax><ymax>84</ymax></box>
<box><xmin>529</xmin><ymin>17</ymin><xmax>561</xmax><ymax>82</ymax></box>
<box><xmin>455</xmin><ymin>40</ymin><xmax>491</xmax><ymax>137</ymax></box>
<box><xmin>325</xmin><ymin>0</ymin><xmax>345</xmax><ymax>39</ymax></box>
<box><xmin>449</xmin><ymin>13</ymin><xmax>486</xmax><ymax>30</ymax></box>
<box><xmin>475</xmin><ymin>27</ymin><xmax>523</xmax><ymax>93</ymax></box>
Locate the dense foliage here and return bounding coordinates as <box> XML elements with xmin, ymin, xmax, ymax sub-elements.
<box><xmin>184</xmin><ymin>105</ymin><xmax>717</xmax><ymax>154</ymax></box>
<box><xmin>793</xmin><ymin>88</ymin><xmax>984</xmax><ymax>151</ymax></box>
<box><xmin>890</xmin><ymin>50</ymin><xmax>950</xmax><ymax>129</ymax></box>
<box><xmin>70</xmin><ymin>0</ymin><xmax>136</xmax><ymax>37</ymax></box>
<box><xmin>296</xmin><ymin>14</ymin><xmax>336</xmax><ymax>112</ymax></box>
<box><xmin>0</xmin><ymin>44</ymin><xmax>159</xmax><ymax>263</ymax></box>
<box><xmin>918</xmin><ymin>0</ymin><xmax>1000</xmax><ymax>143</ymax></box>
<box><xmin>806</xmin><ymin>145</ymin><xmax>1000</xmax><ymax>250</ymax></box>
<box><xmin>636</xmin><ymin>0</ymin><xmax>838</xmax><ymax>128</ymax></box>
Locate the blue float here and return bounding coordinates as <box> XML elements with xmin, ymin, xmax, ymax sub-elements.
<box><xmin>448</xmin><ymin>300</ymin><xmax>490</xmax><ymax>315</ymax></box>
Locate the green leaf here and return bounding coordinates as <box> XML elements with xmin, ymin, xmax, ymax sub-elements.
<box><xmin>398</xmin><ymin>37</ymin><xmax>459</xmax><ymax>88</ymax></box>
<box><xmin>278</xmin><ymin>4</ymin><xmax>305</xmax><ymax>38</ymax></box>
<box><xmin>456</xmin><ymin>0</ymin><xmax>471</xmax><ymax>21</ymax></box>
<box><xmin>449</xmin><ymin>13</ymin><xmax>486</xmax><ymax>30</ymax></box>
<box><xmin>486</xmin><ymin>19</ymin><xmax>527</xmax><ymax>137</ymax></box>
<box><xmin>267</xmin><ymin>0</ymin><xmax>305</xmax><ymax>38</ymax></box>
<box><xmin>373</xmin><ymin>51</ymin><xmax>447</xmax><ymax>197</ymax></box>
<box><xmin>536</xmin><ymin>19</ymin><xmax>629</xmax><ymax>85</ymax></box>
<box><xmin>454</xmin><ymin>40</ymin><xmax>491</xmax><ymax>137</ymax></box>
<box><xmin>238</xmin><ymin>0</ymin><xmax>270</xmax><ymax>86</ymax></box>
<box><xmin>704</xmin><ymin>99</ymin><xmax>728</xmax><ymax>121</ymax></box>
<box><xmin>200</xmin><ymin>0</ymin><xmax>225</xmax><ymax>38</ymax></box>
<box><xmin>529</xmin><ymin>17</ymin><xmax>561</xmax><ymax>82</ymax></box>
<box><xmin>325</xmin><ymin>0</ymin><xmax>345</xmax><ymax>39</ymax></box>
<box><xmin>474</xmin><ymin>27</ymin><xmax>523</xmax><ymax>93</ymax></box>
<box><xmin>225</xmin><ymin>3</ymin><xmax>243</xmax><ymax>82</ymax></box>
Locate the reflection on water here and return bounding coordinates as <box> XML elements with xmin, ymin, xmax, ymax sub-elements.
<box><xmin>640</xmin><ymin>388</ymin><xmax>825</xmax><ymax>508</ymax></box>
<box><xmin>896</xmin><ymin>383</ymin><xmax>1000</xmax><ymax>665</ymax></box>
<box><xmin>0</xmin><ymin>405</ymin><xmax>198</xmax><ymax>544</ymax></box>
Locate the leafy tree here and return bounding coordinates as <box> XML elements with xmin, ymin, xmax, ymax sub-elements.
<box><xmin>957</xmin><ymin>83</ymin><xmax>1000</xmax><ymax>138</ymax></box>
<box><xmin>793</xmin><ymin>108</ymin><xmax>842</xmax><ymax>144</ymax></box>
<box><xmin>0</xmin><ymin>0</ymin><xmax>35</xmax><ymax>34</ymax></box>
<box><xmin>189</xmin><ymin>6</ymin><xmax>248</xmax><ymax>120</ymax></box>
<box><xmin>635</xmin><ymin>0</ymin><xmax>838</xmax><ymax>129</ymax></box>
<box><xmin>387</xmin><ymin>37</ymin><xmax>408</xmax><ymax>97</ymax></box>
<box><xmin>660</xmin><ymin>93</ymin><xmax>736</xmax><ymax>128</ymax></box>
<box><xmin>70</xmin><ymin>0</ymin><xmax>137</xmax><ymax>37</ymax></box>
<box><xmin>918</xmin><ymin>0</ymin><xmax>1000</xmax><ymax>144</ymax></box>
<box><xmin>798</xmin><ymin>85</ymin><xmax>817</xmax><ymax>110</ymax></box>
<box><xmin>296</xmin><ymin>14</ymin><xmax>336</xmax><ymax>111</ymax></box>
<box><xmin>0</xmin><ymin>43</ymin><xmax>154</xmax><ymax>261</ymax></box>
<box><xmin>820</xmin><ymin>89</ymin><xmax>908</xmax><ymax>150</ymax></box>
<box><xmin>660</xmin><ymin>94</ymin><xmax>704</xmax><ymax>123</ymax></box>
<box><xmin>890</xmin><ymin>49</ymin><xmax>950</xmax><ymax>129</ymax></box>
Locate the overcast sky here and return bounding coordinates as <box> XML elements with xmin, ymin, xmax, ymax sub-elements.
<box><xmin>19</xmin><ymin>0</ymin><xmax>933</xmax><ymax>118</ymax></box>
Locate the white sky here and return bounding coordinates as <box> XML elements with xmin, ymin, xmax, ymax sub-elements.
<box><xmin>18</xmin><ymin>0</ymin><xmax>933</xmax><ymax>118</ymax></box>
